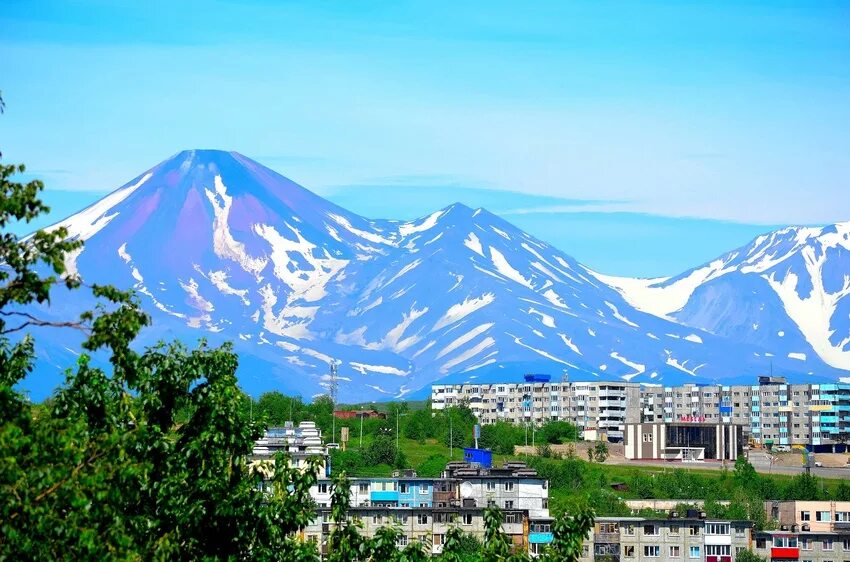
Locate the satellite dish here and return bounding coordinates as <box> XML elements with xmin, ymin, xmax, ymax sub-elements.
<box><xmin>460</xmin><ymin>482</ymin><xmax>473</xmax><ymax>499</ymax></box>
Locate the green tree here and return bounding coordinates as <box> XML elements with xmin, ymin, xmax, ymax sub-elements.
<box><xmin>327</xmin><ymin>472</ymin><xmax>368</xmax><ymax>562</ymax></box>
<box><xmin>540</xmin><ymin>506</ymin><xmax>595</xmax><ymax>562</ymax></box>
<box><xmin>480</xmin><ymin>421</ymin><xmax>525</xmax><ymax>455</ymax></box>
<box><xmin>366</xmin><ymin>434</ymin><xmax>397</xmax><ymax>466</ymax></box>
<box><xmin>735</xmin><ymin>549</ymin><xmax>767</xmax><ymax>562</ymax></box>
<box><xmin>593</xmin><ymin>441</ymin><xmax>609</xmax><ymax>463</ymax></box>
<box><xmin>836</xmin><ymin>481</ymin><xmax>850</xmax><ymax>501</ymax></box>
<box><xmin>256</xmin><ymin>391</ymin><xmax>306</xmax><ymax>426</ymax></box>
<box><xmin>0</xmin><ymin>144</ymin><xmax>322</xmax><ymax>560</ymax></box>
<box><xmin>538</xmin><ymin>420</ymin><xmax>578</xmax><ymax>444</ymax></box>
<box><xmin>783</xmin><ymin>472</ymin><xmax>822</xmax><ymax>501</ymax></box>
<box><xmin>439</xmin><ymin>526</ymin><xmax>483</xmax><ymax>562</ymax></box>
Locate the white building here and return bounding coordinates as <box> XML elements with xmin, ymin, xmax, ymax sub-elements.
<box><xmin>431</xmin><ymin>374</ymin><xmax>640</xmax><ymax>441</ymax></box>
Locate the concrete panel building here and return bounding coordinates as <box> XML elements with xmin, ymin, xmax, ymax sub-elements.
<box><xmin>575</xmin><ymin>515</ymin><xmax>753</xmax><ymax>562</ymax></box>
<box><xmin>431</xmin><ymin>375</ymin><xmax>640</xmax><ymax>442</ymax></box>
<box><xmin>302</xmin><ymin>461</ymin><xmax>553</xmax><ymax>557</ymax></box>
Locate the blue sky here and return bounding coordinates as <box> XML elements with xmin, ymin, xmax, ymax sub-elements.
<box><xmin>1</xmin><ymin>1</ymin><xmax>848</xmax><ymax>276</ymax></box>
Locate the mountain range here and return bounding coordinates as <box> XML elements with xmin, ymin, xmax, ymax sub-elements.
<box><xmin>21</xmin><ymin>150</ymin><xmax>849</xmax><ymax>401</ymax></box>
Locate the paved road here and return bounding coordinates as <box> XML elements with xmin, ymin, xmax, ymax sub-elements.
<box><xmin>607</xmin><ymin>453</ymin><xmax>850</xmax><ymax>479</ymax></box>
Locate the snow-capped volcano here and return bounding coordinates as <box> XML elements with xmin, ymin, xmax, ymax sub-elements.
<box><xmin>25</xmin><ymin>150</ymin><xmax>846</xmax><ymax>400</ymax></box>
<box><xmin>596</xmin><ymin>223</ymin><xmax>850</xmax><ymax>372</ymax></box>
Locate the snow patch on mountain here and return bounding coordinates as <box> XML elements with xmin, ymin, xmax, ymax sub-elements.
<box><xmin>432</xmin><ymin>293</ymin><xmax>495</xmax><ymax>331</ymax></box>
<box><xmin>206</xmin><ymin>176</ymin><xmax>269</xmax><ymax>279</ymax></box>
<box><xmin>490</xmin><ymin>247</ymin><xmax>534</xmax><ymax>289</ymax></box>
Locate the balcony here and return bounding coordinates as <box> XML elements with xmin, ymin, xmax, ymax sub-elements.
<box><xmin>529</xmin><ymin>532</ymin><xmax>554</xmax><ymax>544</ymax></box>
<box><xmin>770</xmin><ymin>547</ymin><xmax>799</xmax><ymax>559</ymax></box>
<box><xmin>706</xmin><ymin>557</ymin><xmax>732</xmax><ymax>562</ymax></box>
<box><xmin>370</xmin><ymin>490</ymin><xmax>399</xmax><ymax>502</ymax></box>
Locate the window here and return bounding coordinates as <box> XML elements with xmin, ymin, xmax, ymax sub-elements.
<box><xmin>373</xmin><ymin>514</ymin><xmax>382</xmax><ymax>524</ymax></box>
<box><xmin>669</xmin><ymin>525</ymin><xmax>680</xmax><ymax>535</ymax></box>
<box><xmin>843</xmin><ymin>538</ymin><xmax>850</xmax><ymax>551</ymax></box>
<box><xmin>318</xmin><ymin>483</ymin><xmax>328</xmax><ymax>494</ymax></box>
<box><xmin>419</xmin><ymin>502</ymin><xmax>428</xmax><ymax>507</ymax></box>
<box><xmin>396</xmin><ymin>535</ymin><xmax>407</xmax><ymax>547</ymax></box>
<box><xmin>504</xmin><ymin>481</ymin><xmax>514</xmax><ymax>491</ymax></box>
<box><xmin>689</xmin><ymin>525</ymin><xmax>700</xmax><ymax>536</ymax></box>
<box><xmin>706</xmin><ymin>545</ymin><xmax>731</xmax><ymax>556</ymax></box>
<box><xmin>643</xmin><ymin>524</ymin><xmax>659</xmax><ymax>536</ymax></box>
<box><xmin>417</xmin><ymin>514</ymin><xmax>428</xmax><ymax>525</ymax></box>
<box><xmin>824</xmin><ymin>538</ymin><xmax>834</xmax><ymax>551</ymax></box>
<box><xmin>505</xmin><ymin>500</ymin><xmax>514</xmax><ymax>509</ymax></box>
<box><xmin>624</xmin><ymin>525</ymin><xmax>635</xmax><ymax>536</ymax></box>
<box><xmin>705</xmin><ymin>523</ymin><xmax>730</xmax><ymax>535</ymax></box>
<box><xmin>689</xmin><ymin>546</ymin><xmax>701</xmax><ymax>558</ymax></box>
<box><xmin>643</xmin><ymin>546</ymin><xmax>660</xmax><ymax>557</ymax></box>
<box><xmin>399</xmin><ymin>483</ymin><xmax>409</xmax><ymax>493</ymax></box>
<box><xmin>801</xmin><ymin>538</ymin><xmax>812</xmax><ymax>550</ymax></box>
<box><xmin>623</xmin><ymin>546</ymin><xmax>635</xmax><ymax>557</ymax></box>
<box><xmin>433</xmin><ymin>534</ymin><xmax>443</xmax><ymax>546</ymax></box>
<box><xmin>419</xmin><ymin>484</ymin><xmax>429</xmax><ymax>494</ymax></box>
<box><xmin>486</xmin><ymin>481</ymin><xmax>496</xmax><ymax>491</ymax></box>
<box><xmin>462</xmin><ymin>513</ymin><xmax>473</xmax><ymax>525</ymax></box>
<box><xmin>643</xmin><ymin>432</ymin><xmax>653</xmax><ymax>442</ymax></box>
<box><xmin>669</xmin><ymin>545</ymin><xmax>681</xmax><ymax>558</ymax></box>
<box><xmin>817</xmin><ymin>511</ymin><xmax>832</xmax><ymax>522</ymax></box>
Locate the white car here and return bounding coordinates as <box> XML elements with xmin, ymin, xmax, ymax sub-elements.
<box><xmin>814</xmin><ymin>461</ymin><xmax>823</xmax><ymax>467</ymax></box>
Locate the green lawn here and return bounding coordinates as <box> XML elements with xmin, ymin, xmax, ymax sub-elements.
<box><xmin>346</xmin><ymin>436</ymin><xmax>846</xmax><ymax>492</ymax></box>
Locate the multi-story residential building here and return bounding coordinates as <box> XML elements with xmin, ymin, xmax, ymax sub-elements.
<box><xmin>431</xmin><ymin>374</ymin><xmax>640</xmax><ymax>442</ymax></box>
<box><xmin>640</xmin><ymin>377</ymin><xmax>850</xmax><ymax>451</ymax></box>
<box><xmin>303</xmin><ymin>461</ymin><xmax>553</xmax><ymax>557</ymax></box>
<box><xmin>440</xmin><ymin>374</ymin><xmax>850</xmax><ymax>450</ymax></box>
<box><xmin>575</xmin><ymin>514</ymin><xmax>753</xmax><ymax>562</ymax></box>
<box><xmin>751</xmin><ymin>500</ymin><xmax>850</xmax><ymax>561</ymax></box>
<box><xmin>252</xmin><ymin>420</ymin><xmax>330</xmax><ymax>475</ymax></box>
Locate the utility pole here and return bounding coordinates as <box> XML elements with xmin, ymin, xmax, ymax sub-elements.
<box><xmin>360</xmin><ymin>413</ymin><xmax>364</xmax><ymax>448</ymax></box>
<box><xmin>449</xmin><ymin>413</ymin><xmax>454</xmax><ymax>459</ymax></box>
<box><xmin>329</xmin><ymin>361</ymin><xmax>338</xmax><ymax>444</ymax></box>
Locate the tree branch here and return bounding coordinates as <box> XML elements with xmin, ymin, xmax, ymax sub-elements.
<box><xmin>0</xmin><ymin>310</ymin><xmax>89</xmax><ymax>335</ymax></box>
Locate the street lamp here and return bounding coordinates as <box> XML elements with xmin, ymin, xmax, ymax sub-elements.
<box><xmin>396</xmin><ymin>411</ymin><xmax>408</xmax><ymax>455</ymax></box>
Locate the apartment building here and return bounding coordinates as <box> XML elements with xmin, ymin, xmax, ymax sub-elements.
<box><xmin>251</xmin><ymin>420</ymin><xmax>330</xmax><ymax>475</ymax></box>
<box><xmin>302</xmin><ymin>461</ymin><xmax>553</xmax><ymax>557</ymax></box>
<box><xmin>575</xmin><ymin>515</ymin><xmax>753</xmax><ymax>562</ymax></box>
<box><xmin>431</xmin><ymin>374</ymin><xmax>640</xmax><ymax>441</ymax></box>
<box><xmin>752</xmin><ymin>499</ymin><xmax>850</xmax><ymax>562</ymax></box>
<box><xmin>641</xmin><ymin>377</ymin><xmax>850</xmax><ymax>451</ymax></box>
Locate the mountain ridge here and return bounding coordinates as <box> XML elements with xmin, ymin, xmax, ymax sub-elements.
<box><xmin>20</xmin><ymin>150</ymin><xmax>847</xmax><ymax>401</ymax></box>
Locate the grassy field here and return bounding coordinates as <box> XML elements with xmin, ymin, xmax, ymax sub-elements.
<box><xmin>346</xmin><ymin>436</ymin><xmax>846</xmax><ymax>494</ymax></box>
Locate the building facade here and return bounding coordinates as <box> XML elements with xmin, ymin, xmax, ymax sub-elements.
<box><xmin>433</xmin><ymin>375</ymin><xmax>850</xmax><ymax>449</ymax></box>
<box><xmin>641</xmin><ymin>377</ymin><xmax>850</xmax><ymax>451</ymax></box>
<box><xmin>251</xmin><ymin>421</ymin><xmax>330</xmax><ymax>475</ymax></box>
<box><xmin>624</xmin><ymin>422</ymin><xmax>744</xmax><ymax>461</ymax></box>
<box><xmin>302</xmin><ymin>461</ymin><xmax>553</xmax><ymax>557</ymax></box>
<box><xmin>431</xmin><ymin>375</ymin><xmax>640</xmax><ymax>442</ymax></box>
<box><xmin>575</xmin><ymin>515</ymin><xmax>753</xmax><ymax>562</ymax></box>
<box><xmin>751</xmin><ymin>500</ymin><xmax>850</xmax><ymax>561</ymax></box>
